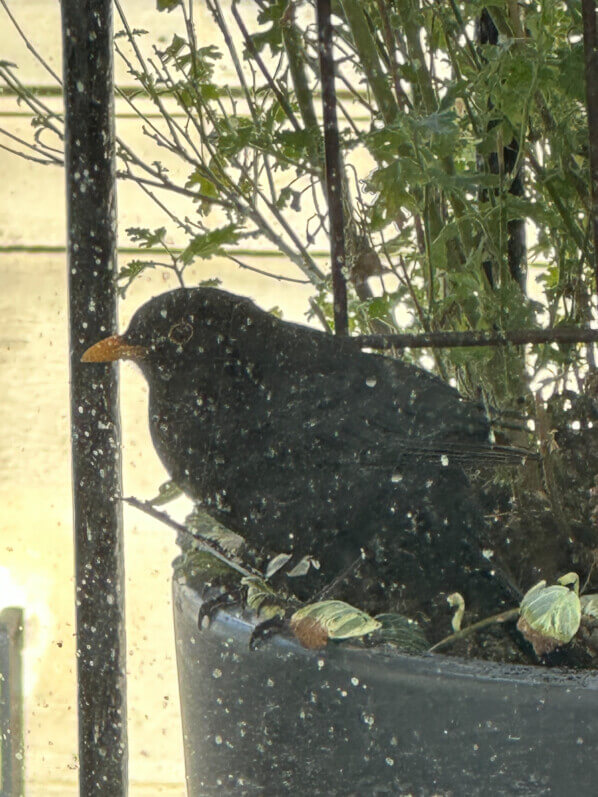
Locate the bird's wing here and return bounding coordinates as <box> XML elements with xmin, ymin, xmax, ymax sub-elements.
<box><xmin>227</xmin><ymin>318</ymin><xmax>498</xmax><ymax>468</ymax></box>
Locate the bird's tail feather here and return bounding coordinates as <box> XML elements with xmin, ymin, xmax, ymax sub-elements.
<box><xmin>394</xmin><ymin>440</ymin><xmax>538</xmax><ymax>466</ymax></box>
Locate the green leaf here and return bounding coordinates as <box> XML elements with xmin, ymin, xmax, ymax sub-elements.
<box><xmin>265</xmin><ymin>552</ymin><xmax>292</xmax><ymax>578</ymax></box>
<box><xmin>185</xmin><ymin>506</ymin><xmax>245</xmax><ymax>554</ymax></box>
<box><xmin>414</xmin><ymin>109</ymin><xmax>459</xmax><ymax>137</ymax></box>
<box><xmin>116</xmin><ymin>259</ymin><xmax>155</xmax><ymax>285</ymax></box>
<box><xmin>555</xmin><ymin>42</ymin><xmax>585</xmax><ymax>102</ymax></box>
<box><xmin>290</xmin><ymin>600</ymin><xmax>381</xmax><ymax>641</ymax></box>
<box><xmin>148</xmin><ymin>480</ymin><xmax>183</xmax><ymax>506</ymax></box>
<box><xmin>163</xmin><ymin>33</ymin><xmax>186</xmax><ymax>60</ymax></box>
<box><xmin>581</xmin><ymin>594</ymin><xmax>598</xmax><ymax>619</ymax></box>
<box><xmin>274</xmin><ymin>129</ymin><xmax>314</xmax><ymax>161</ymax></box>
<box><xmin>172</xmin><ymin>550</ymin><xmax>237</xmax><ymax>584</ymax></box>
<box><xmin>517</xmin><ymin>575</ymin><xmax>581</xmax><ymax>655</ymax></box>
<box><xmin>247</xmin><ymin>0</ymin><xmax>287</xmax><ymax>55</ymax></box>
<box><xmin>241</xmin><ymin>576</ymin><xmax>286</xmax><ymax>620</ymax></box>
<box><xmin>366</xmin><ymin>160</ymin><xmax>421</xmax><ymax>224</ymax></box>
<box><xmin>368</xmin><ymin>613</ymin><xmax>429</xmax><ymax>652</ymax></box>
<box><xmin>156</xmin><ymin>0</ymin><xmax>181</xmax><ymax>11</ymax></box>
<box><xmin>185</xmin><ymin>169</ymin><xmax>219</xmax><ymax>213</ymax></box>
<box><xmin>276</xmin><ymin>186</ymin><xmax>301</xmax><ymax>212</ymax></box>
<box><xmin>180</xmin><ymin>224</ymin><xmax>241</xmax><ymax>264</ymax></box>
<box><xmin>126</xmin><ymin>226</ymin><xmax>167</xmax><ymax>248</ymax></box>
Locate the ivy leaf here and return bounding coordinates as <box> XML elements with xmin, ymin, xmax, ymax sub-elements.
<box><xmin>289</xmin><ymin>600</ymin><xmax>381</xmax><ymax>649</ymax></box>
<box><xmin>242</xmin><ymin>576</ymin><xmax>286</xmax><ymax>620</ymax></box>
<box><xmin>517</xmin><ymin>574</ymin><xmax>581</xmax><ymax>656</ymax></box>
<box><xmin>367</xmin><ymin>613</ymin><xmax>429</xmax><ymax>652</ymax></box>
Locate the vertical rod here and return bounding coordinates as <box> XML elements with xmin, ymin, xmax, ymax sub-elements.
<box><xmin>0</xmin><ymin>608</ymin><xmax>24</xmax><ymax>796</ymax></box>
<box><xmin>316</xmin><ymin>0</ymin><xmax>349</xmax><ymax>335</ymax></box>
<box><xmin>61</xmin><ymin>1</ymin><xmax>128</xmax><ymax>793</ymax></box>
<box><xmin>582</xmin><ymin>0</ymin><xmax>598</xmax><ymax>298</ymax></box>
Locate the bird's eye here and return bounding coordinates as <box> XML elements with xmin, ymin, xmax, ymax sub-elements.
<box><xmin>168</xmin><ymin>321</ymin><xmax>194</xmax><ymax>345</ymax></box>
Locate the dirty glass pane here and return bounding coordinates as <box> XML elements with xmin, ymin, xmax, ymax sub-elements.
<box><xmin>2</xmin><ymin>1</ymin><xmax>598</xmax><ymax>795</ymax></box>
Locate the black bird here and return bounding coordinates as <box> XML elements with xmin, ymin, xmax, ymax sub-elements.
<box><xmin>83</xmin><ymin>287</ymin><xmax>529</xmax><ymax>628</ymax></box>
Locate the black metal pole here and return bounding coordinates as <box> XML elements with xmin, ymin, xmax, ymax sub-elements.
<box><xmin>477</xmin><ymin>9</ymin><xmax>526</xmax><ymax>291</ymax></box>
<box><xmin>61</xmin><ymin>2</ymin><xmax>128</xmax><ymax>794</ymax></box>
<box><xmin>316</xmin><ymin>0</ymin><xmax>349</xmax><ymax>336</ymax></box>
<box><xmin>582</xmin><ymin>0</ymin><xmax>598</xmax><ymax>298</ymax></box>
<box><xmin>0</xmin><ymin>608</ymin><xmax>24</xmax><ymax>796</ymax></box>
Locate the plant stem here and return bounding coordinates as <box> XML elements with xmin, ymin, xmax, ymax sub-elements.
<box><xmin>340</xmin><ymin>0</ymin><xmax>397</xmax><ymax>123</ymax></box>
<box><xmin>428</xmin><ymin>608</ymin><xmax>520</xmax><ymax>652</ymax></box>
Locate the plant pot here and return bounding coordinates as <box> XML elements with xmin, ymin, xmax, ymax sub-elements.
<box><xmin>173</xmin><ymin>580</ymin><xmax>598</xmax><ymax>796</ymax></box>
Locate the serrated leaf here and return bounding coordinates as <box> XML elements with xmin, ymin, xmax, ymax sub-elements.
<box><xmin>180</xmin><ymin>224</ymin><xmax>241</xmax><ymax>264</ymax></box>
<box><xmin>186</xmin><ymin>168</ymin><xmax>218</xmax><ymax>195</ymax></box>
<box><xmin>163</xmin><ymin>33</ymin><xmax>186</xmax><ymax>60</ymax></box>
<box><xmin>116</xmin><ymin>259</ymin><xmax>155</xmax><ymax>283</ymax></box>
<box><xmin>126</xmin><ymin>226</ymin><xmax>167</xmax><ymax>248</ymax></box>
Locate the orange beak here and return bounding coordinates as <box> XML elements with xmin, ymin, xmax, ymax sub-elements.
<box><xmin>81</xmin><ymin>335</ymin><xmax>147</xmax><ymax>363</ymax></box>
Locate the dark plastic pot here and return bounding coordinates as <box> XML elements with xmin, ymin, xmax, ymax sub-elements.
<box><xmin>173</xmin><ymin>580</ymin><xmax>598</xmax><ymax>796</ymax></box>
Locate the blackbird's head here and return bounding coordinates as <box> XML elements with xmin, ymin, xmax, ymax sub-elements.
<box><xmin>81</xmin><ymin>288</ymin><xmax>227</xmax><ymax>380</ymax></box>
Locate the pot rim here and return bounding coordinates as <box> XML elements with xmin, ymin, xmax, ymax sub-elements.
<box><xmin>175</xmin><ymin>580</ymin><xmax>598</xmax><ymax>691</ymax></box>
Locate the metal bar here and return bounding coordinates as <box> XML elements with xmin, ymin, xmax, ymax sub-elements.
<box><xmin>0</xmin><ymin>608</ymin><xmax>24</xmax><ymax>797</ymax></box>
<box><xmin>582</xmin><ymin>0</ymin><xmax>598</xmax><ymax>296</ymax></box>
<box><xmin>353</xmin><ymin>326</ymin><xmax>598</xmax><ymax>350</ymax></box>
<box><xmin>316</xmin><ymin>0</ymin><xmax>349</xmax><ymax>335</ymax></box>
<box><xmin>61</xmin><ymin>1</ymin><xmax>128</xmax><ymax>793</ymax></box>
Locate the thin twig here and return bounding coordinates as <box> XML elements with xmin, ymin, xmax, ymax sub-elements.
<box><xmin>354</xmin><ymin>326</ymin><xmax>598</xmax><ymax>350</ymax></box>
<box><xmin>0</xmin><ymin>140</ymin><xmax>61</xmax><ymax>164</ymax></box>
<box><xmin>226</xmin><ymin>253</ymin><xmax>310</xmax><ymax>284</ymax></box>
<box><xmin>123</xmin><ymin>496</ymin><xmax>259</xmax><ymax>578</ymax></box>
<box><xmin>0</xmin><ymin>0</ymin><xmax>63</xmax><ymax>85</ymax></box>
<box><xmin>230</xmin><ymin>0</ymin><xmax>302</xmax><ymax>132</ymax></box>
